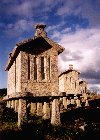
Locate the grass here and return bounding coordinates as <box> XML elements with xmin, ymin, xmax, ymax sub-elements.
<box><xmin>0</xmin><ymin>106</ymin><xmax>100</xmax><ymax>140</ymax></box>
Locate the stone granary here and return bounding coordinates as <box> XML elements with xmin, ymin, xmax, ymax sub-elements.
<box><xmin>79</xmin><ymin>80</ymin><xmax>87</xmax><ymax>94</ymax></box>
<box><xmin>58</xmin><ymin>64</ymin><xmax>89</xmax><ymax>107</ymax></box>
<box><xmin>4</xmin><ymin>23</ymin><xmax>65</xmax><ymax>127</ymax></box>
<box><xmin>5</xmin><ymin>24</ymin><xmax>64</xmax><ymax>97</ymax></box>
<box><xmin>59</xmin><ymin>64</ymin><xmax>80</xmax><ymax>95</ymax></box>
<box><xmin>59</xmin><ymin>64</ymin><xmax>88</xmax><ymax>95</ymax></box>
<box><xmin>3</xmin><ymin>24</ymin><xmax>89</xmax><ymax>127</ymax></box>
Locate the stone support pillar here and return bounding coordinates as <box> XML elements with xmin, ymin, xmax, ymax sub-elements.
<box><xmin>6</xmin><ymin>101</ymin><xmax>9</xmax><ymax>108</ymax></box>
<box><xmin>66</xmin><ymin>98</ymin><xmax>70</xmax><ymax>106</ymax></box>
<box><xmin>18</xmin><ymin>99</ymin><xmax>27</xmax><ymax>127</ymax></box>
<box><xmin>10</xmin><ymin>100</ymin><xmax>13</xmax><ymax>108</ymax></box>
<box><xmin>59</xmin><ymin>98</ymin><xmax>63</xmax><ymax>110</ymax></box>
<box><xmin>12</xmin><ymin>100</ymin><xmax>15</xmax><ymax>109</ymax></box>
<box><xmin>15</xmin><ymin>100</ymin><xmax>19</xmax><ymax>112</ymax></box>
<box><xmin>8</xmin><ymin>101</ymin><xmax>11</xmax><ymax>108</ymax></box>
<box><xmin>63</xmin><ymin>97</ymin><xmax>67</xmax><ymax>109</ymax></box>
<box><xmin>85</xmin><ymin>99</ymin><xmax>89</xmax><ymax>106</ymax></box>
<box><xmin>43</xmin><ymin>102</ymin><xmax>50</xmax><ymax>119</ymax></box>
<box><xmin>30</xmin><ymin>103</ymin><xmax>36</xmax><ymax>114</ymax></box>
<box><xmin>71</xmin><ymin>98</ymin><xmax>75</xmax><ymax>105</ymax></box>
<box><xmin>11</xmin><ymin>100</ymin><xmax>15</xmax><ymax>109</ymax></box>
<box><xmin>37</xmin><ymin>103</ymin><xmax>43</xmax><ymax>116</ymax></box>
<box><xmin>9</xmin><ymin>101</ymin><xmax>11</xmax><ymax>108</ymax></box>
<box><xmin>51</xmin><ymin>99</ymin><xmax>61</xmax><ymax>125</ymax></box>
<box><xmin>76</xmin><ymin>98</ymin><xmax>81</xmax><ymax>107</ymax></box>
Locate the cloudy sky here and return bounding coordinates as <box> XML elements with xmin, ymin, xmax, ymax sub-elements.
<box><xmin>0</xmin><ymin>0</ymin><xmax>100</xmax><ymax>93</ymax></box>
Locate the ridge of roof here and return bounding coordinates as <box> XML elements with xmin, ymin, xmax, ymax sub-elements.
<box><xmin>59</xmin><ymin>69</ymin><xmax>80</xmax><ymax>77</ymax></box>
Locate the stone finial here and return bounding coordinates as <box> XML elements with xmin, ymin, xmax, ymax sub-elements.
<box><xmin>34</xmin><ymin>23</ymin><xmax>47</xmax><ymax>37</ymax></box>
<box><xmin>69</xmin><ymin>64</ymin><xmax>73</xmax><ymax>70</ymax></box>
<box><xmin>35</xmin><ymin>23</ymin><xmax>46</xmax><ymax>29</ymax></box>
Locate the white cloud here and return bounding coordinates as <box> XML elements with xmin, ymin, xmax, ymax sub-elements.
<box><xmin>56</xmin><ymin>0</ymin><xmax>100</xmax><ymax>28</ymax></box>
<box><xmin>0</xmin><ymin>0</ymin><xmax>61</xmax><ymax>18</ymax></box>
<box><xmin>58</xmin><ymin>28</ymin><xmax>100</xmax><ymax>68</ymax></box>
<box><xmin>50</xmin><ymin>27</ymin><xmax>100</xmax><ymax>88</ymax></box>
<box><xmin>4</xmin><ymin>19</ymin><xmax>34</xmax><ymax>37</ymax></box>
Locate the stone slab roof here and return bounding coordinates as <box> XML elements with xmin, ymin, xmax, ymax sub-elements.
<box><xmin>59</xmin><ymin>69</ymin><xmax>80</xmax><ymax>77</ymax></box>
<box><xmin>5</xmin><ymin>36</ymin><xmax>65</xmax><ymax>71</ymax></box>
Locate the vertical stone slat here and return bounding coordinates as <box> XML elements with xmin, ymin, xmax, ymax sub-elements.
<box><xmin>46</xmin><ymin>57</ymin><xmax>50</xmax><ymax>81</ymax></box>
<box><xmin>30</xmin><ymin>55</ymin><xmax>34</xmax><ymax>80</ymax></box>
<box><xmin>37</xmin><ymin>57</ymin><xmax>41</xmax><ymax>82</ymax></box>
<box><xmin>44</xmin><ymin>56</ymin><xmax>47</xmax><ymax>80</ymax></box>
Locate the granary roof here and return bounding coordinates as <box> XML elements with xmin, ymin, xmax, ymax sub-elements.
<box><xmin>5</xmin><ymin>36</ymin><xmax>65</xmax><ymax>71</ymax></box>
<box><xmin>59</xmin><ymin>64</ymin><xmax>80</xmax><ymax>77</ymax></box>
<box><xmin>59</xmin><ymin>69</ymin><xmax>80</xmax><ymax>77</ymax></box>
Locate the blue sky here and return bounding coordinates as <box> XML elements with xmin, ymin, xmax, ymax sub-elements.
<box><xmin>0</xmin><ymin>0</ymin><xmax>100</xmax><ymax>93</ymax></box>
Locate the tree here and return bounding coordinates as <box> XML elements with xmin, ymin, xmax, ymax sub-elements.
<box><xmin>0</xmin><ymin>88</ymin><xmax>7</xmax><ymax>98</ymax></box>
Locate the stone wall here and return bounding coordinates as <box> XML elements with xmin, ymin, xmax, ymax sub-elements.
<box><xmin>65</xmin><ymin>71</ymin><xmax>79</xmax><ymax>94</ymax></box>
<box><xmin>16</xmin><ymin>53</ymin><xmax>21</xmax><ymax>92</ymax></box>
<box><xmin>79</xmin><ymin>81</ymin><xmax>87</xmax><ymax>94</ymax></box>
<box><xmin>20</xmin><ymin>47</ymin><xmax>59</xmax><ymax>96</ymax></box>
<box><xmin>59</xmin><ymin>75</ymin><xmax>65</xmax><ymax>92</ymax></box>
<box><xmin>7</xmin><ymin>61</ymin><xmax>15</xmax><ymax>95</ymax></box>
<box><xmin>59</xmin><ymin>70</ymin><xmax>80</xmax><ymax>94</ymax></box>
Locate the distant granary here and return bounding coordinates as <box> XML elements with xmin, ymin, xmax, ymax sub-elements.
<box><xmin>59</xmin><ymin>64</ymin><xmax>87</xmax><ymax>95</ymax></box>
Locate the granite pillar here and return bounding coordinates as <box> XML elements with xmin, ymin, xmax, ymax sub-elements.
<box><xmin>63</xmin><ymin>97</ymin><xmax>67</xmax><ymax>109</ymax></box>
<box><xmin>51</xmin><ymin>99</ymin><xmax>61</xmax><ymax>125</ymax></box>
<box><xmin>37</xmin><ymin>102</ymin><xmax>43</xmax><ymax>116</ymax></box>
<box><xmin>43</xmin><ymin>102</ymin><xmax>50</xmax><ymax>119</ymax></box>
<box><xmin>30</xmin><ymin>102</ymin><xmax>36</xmax><ymax>114</ymax></box>
<box><xmin>15</xmin><ymin>100</ymin><xmax>19</xmax><ymax>112</ymax></box>
<box><xmin>18</xmin><ymin>99</ymin><xmax>27</xmax><ymax>127</ymax></box>
<box><xmin>76</xmin><ymin>98</ymin><xmax>81</xmax><ymax>107</ymax></box>
<box><xmin>85</xmin><ymin>99</ymin><xmax>89</xmax><ymax>106</ymax></box>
